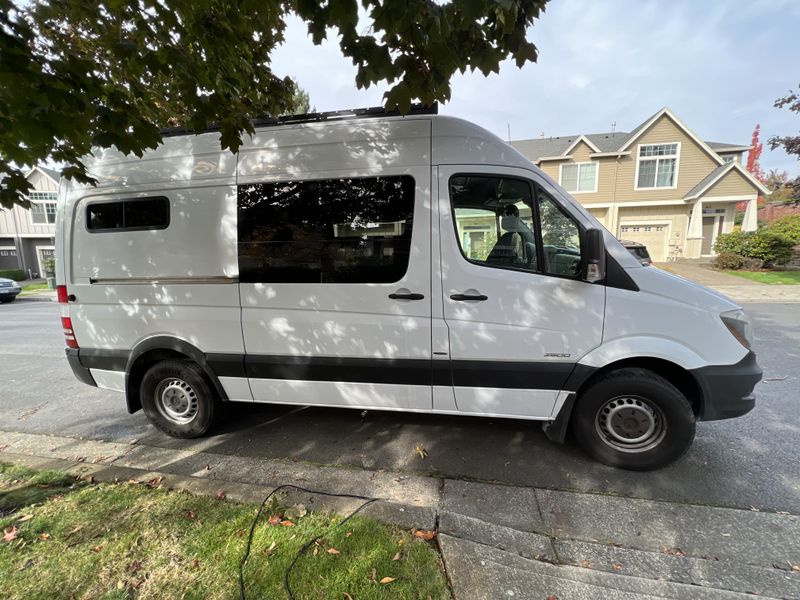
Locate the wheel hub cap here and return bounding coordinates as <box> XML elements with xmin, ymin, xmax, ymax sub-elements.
<box><xmin>155</xmin><ymin>379</ymin><xmax>198</xmax><ymax>424</ymax></box>
<box><xmin>595</xmin><ymin>396</ymin><xmax>666</xmax><ymax>453</ymax></box>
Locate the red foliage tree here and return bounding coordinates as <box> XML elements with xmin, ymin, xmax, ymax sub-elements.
<box><xmin>746</xmin><ymin>124</ymin><xmax>766</xmax><ymax>183</ymax></box>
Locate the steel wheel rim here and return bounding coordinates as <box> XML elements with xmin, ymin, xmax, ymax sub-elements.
<box><xmin>155</xmin><ymin>378</ymin><xmax>198</xmax><ymax>425</ymax></box>
<box><xmin>595</xmin><ymin>395</ymin><xmax>666</xmax><ymax>453</ymax></box>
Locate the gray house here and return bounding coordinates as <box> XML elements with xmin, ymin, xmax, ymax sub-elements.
<box><xmin>0</xmin><ymin>166</ymin><xmax>59</xmax><ymax>277</ymax></box>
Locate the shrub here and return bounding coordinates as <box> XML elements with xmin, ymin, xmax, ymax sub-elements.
<box><xmin>712</xmin><ymin>253</ymin><xmax>745</xmax><ymax>270</ymax></box>
<box><xmin>0</xmin><ymin>269</ymin><xmax>25</xmax><ymax>281</ymax></box>
<box><xmin>741</xmin><ymin>256</ymin><xmax>764</xmax><ymax>270</ymax></box>
<box><xmin>768</xmin><ymin>215</ymin><xmax>800</xmax><ymax>244</ymax></box>
<box><xmin>713</xmin><ymin>231</ymin><xmax>794</xmax><ymax>266</ymax></box>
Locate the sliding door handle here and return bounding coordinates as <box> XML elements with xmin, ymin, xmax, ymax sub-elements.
<box><xmin>389</xmin><ymin>292</ymin><xmax>425</xmax><ymax>300</ymax></box>
<box><xmin>450</xmin><ymin>293</ymin><xmax>488</xmax><ymax>302</ymax></box>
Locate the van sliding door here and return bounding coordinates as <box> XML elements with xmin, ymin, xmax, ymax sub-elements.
<box><xmin>236</xmin><ymin>120</ymin><xmax>433</xmax><ymax>411</ymax></box>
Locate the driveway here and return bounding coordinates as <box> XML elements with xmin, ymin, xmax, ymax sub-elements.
<box><xmin>658</xmin><ymin>261</ymin><xmax>800</xmax><ymax>302</ymax></box>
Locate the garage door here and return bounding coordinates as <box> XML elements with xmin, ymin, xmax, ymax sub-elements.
<box><xmin>618</xmin><ymin>223</ymin><xmax>668</xmax><ymax>262</ymax></box>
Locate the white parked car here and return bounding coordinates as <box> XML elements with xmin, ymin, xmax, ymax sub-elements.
<box><xmin>0</xmin><ymin>277</ymin><xmax>22</xmax><ymax>303</ymax></box>
<box><xmin>55</xmin><ymin>107</ymin><xmax>761</xmax><ymax>470</ymax></box>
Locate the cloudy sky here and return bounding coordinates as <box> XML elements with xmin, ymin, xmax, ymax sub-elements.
<box><xmin>271</xmin><ymin>0</ymin><xmax>800</xmax><ymax>175</ymax></box>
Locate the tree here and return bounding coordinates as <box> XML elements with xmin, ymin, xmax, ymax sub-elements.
<box><xmin>763</xmin><ymin>169</ymin><xmax>797</xmax><ymax>205</ymax></box>
<box><xmin>746</xmin><ymin>124</ymin><xmax>766</xmax><ymax>183</ymax></box>
<box><xmin>0</xmin><ymin>0</ymin><xmax>548</xmax><ymax>208</ymax></box>
<box><xmin>768</xmin><ymin>85</ymin><xmax>800</xmax><ymax>203</ymax></box>
<box><xmin>287</xmin><ymin>82</ymin><xmax>314</xmax><ymax>116</ymax></box>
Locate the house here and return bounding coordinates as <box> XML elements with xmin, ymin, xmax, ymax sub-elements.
<box><xmin>0</xmin><ymin>166</ymin><xmax>59</xmax><ymax>277</ymax></box>
<box><xmin>511</xmin><ymin>107</ymin><xmax>770</xmax><ymax>261</ymax></box>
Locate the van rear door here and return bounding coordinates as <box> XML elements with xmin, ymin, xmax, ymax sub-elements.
<box><xmin>237</xmin><ymin>121</ymin><xmax>433</xmax><ymax>411</ymax></box>
<box><xmin>437</xmin><ymin>166</ymin><xmax>605</xmax><ymax>418</ymax></box>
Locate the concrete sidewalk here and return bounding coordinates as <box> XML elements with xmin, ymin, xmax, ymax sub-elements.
<box><xmin>657</xmin><ymin>262</ymin><xmax>800</xmax><ymax>303</ymax></box>
<box><xmin>1</xmin><ymin>429</ymin><xmax>798</xmax><ymax>599</ymax></box>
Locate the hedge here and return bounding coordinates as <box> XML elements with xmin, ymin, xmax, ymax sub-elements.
<box><xmin>768</xmin><ymin>215</ymin><xmax>800</xmax><ymax>245</ymax></box>
<box><xmin>713</xmin><ymin>231</ymin><xmax>794</xmax><ymax>266</ymax></box>
<box><xmin>0</xmin><ymin>269</ymin><xmax>25</xmax><ymax>281</ymax></box>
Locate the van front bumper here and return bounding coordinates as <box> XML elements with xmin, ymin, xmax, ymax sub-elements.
<box><xmin>65</xmin><ymin>348</ymin><xmax>97</xmax><ymax>387</ymax></box>
<box><xmin>692</xmin><ymin>351</ymin><xmax>762</xmax><ymax>421</ymax></box>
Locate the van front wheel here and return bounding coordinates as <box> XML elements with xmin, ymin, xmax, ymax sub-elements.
<box><xmin>140</xmin><ymin>360</ymin><xmax>217</xmax><ymax>438</ymax></box>
<box><xmin>572</xmin><ymin>368</ymin><xmax>695</xmax><ymax>470</ymax></box>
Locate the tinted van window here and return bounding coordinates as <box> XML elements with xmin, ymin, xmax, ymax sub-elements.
<box><xmin>238</xmin><ymin>176</ymin><xmax>415</xmax><ymax>284</ymax></box>
<box><xmin>87</xmin><ymin>197</ymin><xmax>169</xmax><ymax>232</ymax></box>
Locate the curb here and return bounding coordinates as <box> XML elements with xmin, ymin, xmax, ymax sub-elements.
<box><xmin>15</xmin><ymin>295</ymin><xmax>56</xmax><ymax>302</ymax></box>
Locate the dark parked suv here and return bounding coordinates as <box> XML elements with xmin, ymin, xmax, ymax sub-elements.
<box><xmin>0</xmin><ymin>278</ymin><xmax>22</xmax><ymax>303</ymax></box>
<box><xmin>619</xmin><ymin>240</ymin><xmax>653</xmax><ymax>266</ymax></box>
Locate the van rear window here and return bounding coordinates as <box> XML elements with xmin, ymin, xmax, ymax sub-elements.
<box><xmin>237</xmin><ymin>176</ymin><xmax>415</xmax><ymax>284</ymax></box>
<box><xmin>87</xmin><ymin>197</ymin><xmax>170</xmax><ymax>232</ymax></box>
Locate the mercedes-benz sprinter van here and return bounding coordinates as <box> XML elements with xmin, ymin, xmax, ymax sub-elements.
<box><xmin>55</xmin><ymin>107</ymin><xmax>761</xmax><ymax>470</ymax></box>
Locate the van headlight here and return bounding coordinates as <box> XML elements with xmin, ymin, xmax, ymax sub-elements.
<box><xmin>720</xmin><ymin>309</ymin><xmax>753</xmax><ymax>349</ymax></box>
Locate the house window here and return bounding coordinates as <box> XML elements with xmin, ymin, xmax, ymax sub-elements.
<box><xmin>721</xmin><ymin>155</ymin><xmax>735</xmax><ymax>163</ymax></box>
<box><xmin>560</xmin><ymin>162</ymin><xmax>598</xmax><ymax>193</ymax></box>
<box><xmin>636</xmin><ymin>143</ymin><xmax>679</xmax><ymax>189</ymax></box>
<box><xmin>28</xmin><ymin>191</ymin><xmax>58</xmax><ymax>225</ymax></box>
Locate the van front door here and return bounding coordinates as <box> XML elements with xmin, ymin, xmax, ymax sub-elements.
<box><xmin>237</xmin><ymin>171</ymin><xmax>432</xmax><ymax>411</ymax></box>
<box><xmin>437</xmin><ymin>166</ymin><xmax>605</xmax><ymax>419</ymax></box>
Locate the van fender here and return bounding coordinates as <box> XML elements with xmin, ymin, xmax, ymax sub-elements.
<box><xmin>124</xmin><ymin>335</ymin><xmax>233</xmax><ymax>414</ymax></box>
<box><xmin>542</xmin><ymin>336</ymin><xmax>706</xmax><ymax>444</ymax></box>
<box><xmin>576</xmin><ymin>336</ymin><xmax>707</xmax><ymax>372</ymax></box>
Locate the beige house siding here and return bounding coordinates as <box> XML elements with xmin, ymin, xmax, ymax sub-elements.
<box><xmin>704</xmin><ymin>169</ymin><xmax>757</xmax><ymax>198</ymax></box>
<box><xmin>613</xmin><ymin>115</ymin><xmax>720</xmax><ymax>202</ymax></box>
<box><xmin>544</xmin><ymin>141</ymin><xmax>616</xmax><ymax>204</ymax></box>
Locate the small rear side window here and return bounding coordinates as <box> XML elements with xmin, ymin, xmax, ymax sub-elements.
<box><xmin>87</xmin><ymin>197</ymin><xmax>169</xmax><ymax>232</ymax></box>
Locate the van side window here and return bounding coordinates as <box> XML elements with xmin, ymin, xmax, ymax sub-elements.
<box><xmin>237</xmin><ymin>176</ymin><xmax>415</xmax><ymax>284</ymax></box>
<box><xmin>450</xmin><ymin>175</ymin><xmax>538</xmax><ymax>273</ymax></box>
<box><xmin>536</xmin><ymin>188</ymin><xmax>582</xmax><ymax>277</ymax></box>
<box><xmin>87</xmin><ymin>197</ymin><xmax>169</xmax><ymax>232</ymax></box>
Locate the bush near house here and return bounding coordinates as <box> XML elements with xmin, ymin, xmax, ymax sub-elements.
<box><xmin>0</xmin><ymin>269</ymin><xmax>25</xmax><ymax>281</ymax></box>
<box><xmin>768</xmin><ymin>214</ymin><xmax>800</xmax><ymax>244</ymax></box>
<box><xmin>711</xmin><ymin>253</ymin><xmax>764</xmax><ymax>271</ymax></box>
<box><xmin>713</xmin><ymin>231</ymin><xmax>794</xmax><ymax>266</ymax></box>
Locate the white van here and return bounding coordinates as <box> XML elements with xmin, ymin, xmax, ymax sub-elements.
<box><xmin>55</xmin><ymin>107</ymin><xmax>761</xmax><ymax>470</ymax></box>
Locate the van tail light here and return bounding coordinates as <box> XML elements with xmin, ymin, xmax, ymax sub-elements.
<box><xmin>61</xmin><ymin>316</ymin><xmax>79</xmax><ymax>349</ymax></box>
<box><xmin>57</xmin><ymin>285</ymin><xmax>69</xmax><ymax>304</ymax></box>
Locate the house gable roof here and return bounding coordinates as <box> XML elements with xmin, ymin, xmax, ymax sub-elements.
<box><xmin>617</xmin><ymin>107</ymin><xmax>724</xmax><ymax>166</ymax></box>
<box><xmin>683</xmin><ymin>161</ymin><xmax>770</xmax><ymax>200</ymax></box>
<box><xmin>563</xmin><ymin>134</ymin><xmax>601</xmax><ymax>154</ymax></box>
<box><xmin>25</xmin><ymin>166</ymin><xmax>61</xmax><ymax>185</ymax></box>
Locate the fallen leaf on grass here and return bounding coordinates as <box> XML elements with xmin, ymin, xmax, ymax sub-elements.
<box><xmin>611</xmin><ymin>562</ymin><xmax>623</xmax><ymax>571</ymax></box>
<box><xmin>280</xmin><ymin>520</ymin><xmax>295</xmax><ymax>527</ymax></box>
<box><xmin>66</xmin><ymin>526</ymin><xmax>82</xmax><ymax>537</ymax></box>
<box><xmin>414</xmin><ymin>445</ymin><xmax>428</xmax><ymax>459</ymax></box>
<box><xmin>215</xmin><ymin>490</ymin><xmax>226</xmax><ymax>500</ymax></box>
<box><xmin>392</xmin><ymin>552</ymin><xmax>402</xmax><ymax>561</ymax></box>
<box><xmin>3</xmin><ymin>527</ymin><xmax>18</xmax><ymax>543</ymax></box>
<box><xmin>91</xmin><ymin>545</ymin><xmax>103</xmax><ymax>553</ymax></box>
<box><xmin>327</xmin><ymin>548</ymin><xmax>340</xmax><ymax>555</ymax></box>
<box><xmin>192</xmin><ymin>559</ymin><xmax>200</xmax><ymax>569</ymax></box>
<box><xmin>38</xmin><ymin>533</ymin><xmax>50</xmax><ymax>541</ymax></box>
<box><xmin>343</xmin><ymin>594</ymin><xmax>354</xmax><ymax>600</ymax></box>
<box><xmin>126</xmin><ymin>560</ymin><xmax>142</xmax><ymax>575</ymax></box>
<box><xmin>313</xmin><ymin>546</ymin><xmax>319</xmax><ymax>557</ymax></box>
<box><xmin>379</xmin><ymin>576</ymin><xmax>396</xmax><ymax>584</ymax></box>
<box><xmin>146</xmin><ymin>476</ymin><xmax>164</xmax><ymax>488</ymax></box>
<box><xmin>414</xmin><ymin>529</ymin><xmax>436</xmax><ymax>541</ymax></box>
<box><xmin>265</xmin><ymin>541</ymin><xmax>277</xmax><ymax>556</ymax></box>
<box><xmin>345</xmin><ymin>531</ymin><xmax>352</xmax><ymax>537</ymax></box>
<box><xmin>268</xmin><ymin>515</ymin><xmax>282</xmax><ymax>526</ymax></box>
<box><xmin>185</xmin><ymin>511</ymin><xmax>197</xmax><ymax>520</ymax></box>
<box><xmin>16</xmin><ymin>515</ymin><xmax>33</xmax><ymax>523</ymax></box>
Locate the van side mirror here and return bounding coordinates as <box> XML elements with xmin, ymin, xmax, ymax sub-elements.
<box><xmin>583</xmin><ymin>228</ymin><xmax>606</xmax><ymax>283</ymax></box>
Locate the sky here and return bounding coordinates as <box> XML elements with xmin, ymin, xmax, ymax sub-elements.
<box><xmin>270</xmin><ymin>0</ymin><xmax>800</xmax><ymax>176</ymax></box>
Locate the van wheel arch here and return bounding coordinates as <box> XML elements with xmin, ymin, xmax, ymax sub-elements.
<box><xmin>125</xmin><ymin>337</ymin><xmax>229</xmax><ymax>414</ymax></box>
<box><xmin>545</xmin><ymin>357</ymin><xmax>703</xmax><ymax>444</ymax></box>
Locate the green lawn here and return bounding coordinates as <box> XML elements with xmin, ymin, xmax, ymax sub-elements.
<box><xmin>19</xmin><ymin>282</ymin><xmax>49</xmax><ymax>295</ymax></box>
<box><xmin>0</xmin><ymin>463</ymin><xmax>450</xmax><ymax>600</ymax></box>
<box><xmin>724</xmin><ymin>270</ymin><xmax>800</xmax><ymax>285</ymax></box>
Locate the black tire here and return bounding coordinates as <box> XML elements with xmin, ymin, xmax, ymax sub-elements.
<box><xmin>572</xmin><ymin>368</ymin><xmax>695</xmax><ymax>471</ymax></box>
<box><xmin>140</xmin><ymin>359</ymin><xmax>217</xmax><ymax>438</ymax></box>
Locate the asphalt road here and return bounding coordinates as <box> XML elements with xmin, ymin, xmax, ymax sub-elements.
<box><xmin>1</xmin><ymin>300</ymin><xmax>798</xmax><ymax>513</ymax></box>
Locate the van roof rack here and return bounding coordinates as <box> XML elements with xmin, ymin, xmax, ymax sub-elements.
<box><xmin>160</xmin><ymin>103</ymin><xmax>438</xmax><ymax>137</ymax></box>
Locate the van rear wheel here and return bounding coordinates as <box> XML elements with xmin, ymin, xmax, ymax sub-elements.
<box><xmin>572</xmin><ymin>368</ymin><xmax>695</xmax><ymax>470</ymax></box>
<box><xmin>140</xmin><ymin>360</ymin><xmax>217</xmax><ymax>438</ymax></box>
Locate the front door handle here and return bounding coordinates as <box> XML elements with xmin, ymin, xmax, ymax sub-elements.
<box><xmin>389</xmin><ymin>292</ymin><xmax>425</xmax><ymax>300</ymax></box>
<box><xmin>450</xmin><ymin>293</ymin><xmax>488</xmax><ymax>302</ymax></box>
